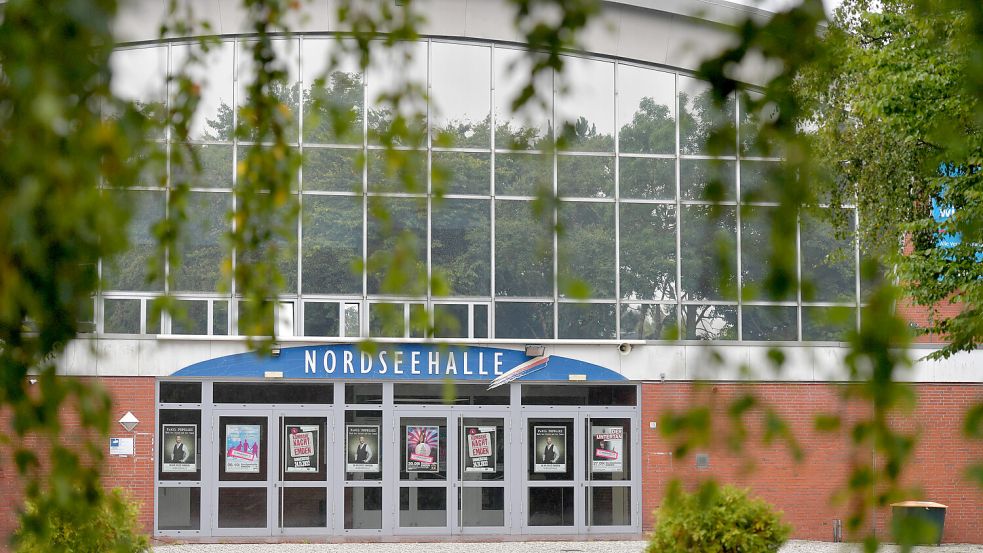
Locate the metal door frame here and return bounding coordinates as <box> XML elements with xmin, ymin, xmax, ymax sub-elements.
<box><xmin>391</xmin><ymin>407</ymin><xmax>458</xmax><ymax>535</ymax></box>
<box><xmin>210</xmin><ymin>408</ymin><xmax>275</xmax><ymax>537</ymax></box>
<box><xmin>274</xmin><ymin>409</ymin><xmax>334</xmax><ymax>536</ymax></box>
<box><xmin>455</xmin><ymin>408</ymin><xmax>511</xmax><ymax>535</ymax></box>
<box><xmin>519</xmin><ymin>408</ymin><xmax>587</xmax><ymax>534</ymax></box>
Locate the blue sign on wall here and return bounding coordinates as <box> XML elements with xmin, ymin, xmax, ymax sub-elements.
<box><xmin>172</xmin><ymin>344</ymin><xmax>627</xmax><ymax>383</ymax></box>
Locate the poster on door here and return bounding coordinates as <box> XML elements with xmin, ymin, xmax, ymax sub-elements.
<box><xmin>591</xmin><ymin>425</ymin><xmax>624</xmax><ymax>473</ymax></box>
<box><xmin>346</xmin><ymin>425</ymin><xmax>380</xmax><ymax>473</ymax></box>
<box><xmin>161</xmin><ymin>424</ymin><xmax>197</xmax><ymax>473</ymax></box>
<box><xmin>464</xmin><ymin>426</ymin><xmax>496</xmax><ymax>473</ymax></box>
<box><xmin>533</xmin><ymin>426</ymin><xmax>566</xmax><ymax>473</ymax></box>
<box><xmin>405</xmin><ymin>425</ymin><xmax>439</xmax><ymax>473</ymax></box>
<box><xmin>225</xmin><ymin>424</ymin><xmax>261</xmax><ymax>473</ymax></box>
<box><xmin>284</xmin><ymin>424</ymin><xmax>319</xmax><ymax>473</ymax></box>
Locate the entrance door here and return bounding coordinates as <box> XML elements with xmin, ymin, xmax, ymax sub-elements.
<box><xmin>395</xmin><ymin>411</ymin><xmax>455</xmax><ymax>534</ymax></box>
<box><xmin>585</xmin><ymin>415</ymin><xmax>633</xmax><ymax>532</ymax></box>
<box><xmin>275</xmin><ymin>411</ymin><xmax>331</xmax><ymax>535</ymax></box>
<box><xmin>521</xmin><ymin>413</ymin><xmax>584</xmax><ymax>533</ymax></box>
<box><xmin>457</xmin><ymin>412</ymin><xmax>509</xmax><ymax>534</ymax></box>
<box><xmin>213</xmin><ymin>411</ymin><xmax>273</xmax><ymax>536</ymax></box>
<box><xmin>212</xmin><ymin>410</ymin><xmax>331</xmax><ymax>536</ymax></box>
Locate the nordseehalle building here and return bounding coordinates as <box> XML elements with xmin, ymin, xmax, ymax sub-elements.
<box><xmin>8</xmin><ymin>0</ymin><xmax>980</xmax><ymax>544</ymax></box>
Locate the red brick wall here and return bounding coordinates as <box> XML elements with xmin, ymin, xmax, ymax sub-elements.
<box><xmin>641</xmin><ymin>382</ymin><xmax>983</xmax><ymax>544</ymax></box>
<box><xmin>0</xmin><ymin>377</ymin><xmax>156</xmax><ymax>548</ymax></box>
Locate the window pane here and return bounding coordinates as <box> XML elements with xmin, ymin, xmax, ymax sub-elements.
<box><xmin>303</xmin><ymin>148</ymin><xmax>361</xmax><ymax>192</ymax></box>
<box><xmin>558</xmin><ymin>202</ymin><xmax>615</xmax><ymax>298</ymax></box>
<box><xmin>680</xmin><ymin>205</ymin><xmax>737</xmax><ymax>301</ymax></box>
<box><xmin>801</xmin><ymin>210</ymin><xmax>856</xmax><ymax>303</ymax></box>
<box><xmin>680</xmin><ymin>159</ymin><xmax>736</xmax><ymax>201</ymax></box>
<box><xmin>495</xmin><ymin>47</ymin><xmax>551</xmax><ymax>150</ymax></box>
<box><xmin>557</xmin><ymin>303</ymin><xmax>616</xmax><ymax>339</ymax></box>
<box><xmin>495</xmin><ymin>200</ymin><xmax>553</xmax><ymax>297</ymax></box>
<box><xmin>213</xmin><ymin>301</ymin><xmax>229</xmax><ymax>335</ymax></box>
<box><xmin>104</xmin><ymin>298</ymin><xmax>141</xmax><ymax>334</ymax></box>
<box><xmin>174</xmin><ymin>192</ymin><xmax>228</xmax><ymax>292</ymax></box>
<box><xmin>344</xmin><ymin>487</ymin><xmax>382</xmax><ymax>529</ymax></box>
<box><xmin>432</xmin><ymin>199</ymin><xmax>490</xmax><ymax>297</ymax></box>
<box><xmin>370</xmin><ymin>302</ymin><xmax>405</xmax><ymax>338</ymax></box>
<box><xmin>172</xmin><ymin>143</ymin><xmax>233</xmax><ymax>189</ymax></box>
<box><xmin>111</xmin><ymin>46</ymin><xmax>167</xmax><ymax>134</ymax></box>
<box><xmin>740</xmin><ymin>91</ymin><xmax>779</xmax><ymax>157</ymax></box>
<box><xmin>529</xmin><ymin>487</ymin><xmax>574</xmax><ymax>526</ymax></box>
<box><xmin>680</xmin><ymin>304</ymin><xmax>736</xmax><ymax>340</ymax></box>
<box><xmin>678</xmin><ymin>76</ymin><xmax>736</xmax><ymax>156</ymax></box>
<box><xmin>367</xmin><ymin>149</ymin><xmax>427</xmax><ymax>193</ymax></box>
<box><xmin>235</xmin><ymin>193</ymin><xmax>298</xmax><ymax>294</ymax></box>
<box><xmin>302</xmin><ymin>195</ymin><xmax>362</xmax><ymax>294</ymax></box>
<box><xmin>171</xmin><ymin>300</ymin><xmax>207</xmax><ymax>335</ymax></box>
<box><xmin>620</xmin><ymin>303</ymin><xmax>676</xmax><ymax>340</ymax></box>
<box><xmin>302</xmin><ymin>39</ymin><xmax>363</xmax><ymax>145</ymax></box>
<box><xmin>173</xmin><ymin>41</ymin><xmax>234</xmax><ymax>141</ymax></box>
<box><xmin>802</xmin><ymin>306</ymin><xmax>855</xmax><ymax>341</ymax></box>
<box><xmin>431</xmin><ymin>42</ymin><xmax>490</xmax><ymax>148</ymax></box>
<box><xmin>433</xmin><ymin>304</ymin><xmax>468</xmax><ymax>339</ymax></box>
<box><xmin>494</xmin><ymin>153</ymin><xmax>550</xmax><ymax>196</ymax></box>
<box><xmin>555</xmin><ymin>56</ymin><xmax>614</xmax><ymax>152</ymax></box>
<box><xmin>157</xmin><ymin>487</ymin><xmax>201</xmax><ymax>531</ymax></box>
<box><xmin>218</xmin><ymin>488</ymin><xmax>267</xmax><ymax>528</ymax></box>
<box><xmin>432</xmin><ymin>152</ymin><xmax>489</xmax><ymax>195</ymax></box>
<box><xmin>495</xmin><ymin>302</ymin><xmax>554</xmax><ymax>339</ymax></box>
<box><xmin>589</xmin><ymin>487</ymin><xmax>631</xmax><ymax>526</ymax></box>
<box><xmin>742</xmin><ymin>305</ymin><xmax>797</xmax><ymax>341</ymax></box>
<box><xmin>620</xmin><ymin>203</ymin><xmax>676</xmax><ymax>300</ymax></box>
<box><xmin>159</xmin><ymin>381</ymin><xmax>202</xmax><ymax>404</ymax></box>
<box><xmin>104</xmin><ymin>190</ymin><xmax>164</xmax><ymax>291</ymax></box>
<box><xmin>741</xmin><ymin>205</ymin><xmax>795</xmax><ymax>301</ymax></box>
<box><xmin>367</xmin><ymin>197</ymin><xmax>426</xmax><ymax>294</ymax></box>
<box><xmin>367</xmin><ymin>41</ymin><xmax>427</xmax><ymax>145</ymax></box>
<box><xmin>618</xmin><ymin>64</ymin><xmax>675</xmax><ymax>154</ymax></box>
<box><xmin>741</xmin><ymin>160</ymin><xmax>780</xmax><ymax>203</ymax></box>
<box><xmin>237</xmin><ymin>38</ymin><xmax>300</xmax><ymax>142</ymax></box>
<box><xmin>620</xmin><ymin>157</ymin><xmax>674</xmax><ymax>200</ymax></box>
<box><xmin>303</xmin><ymin>302</ymin><xmax>340</xmax><ymax>337</ymax></box>
<box><xmin>557</xmin><ymin>155</ymin><xmax>614</xmax><ymax>198</ymax></box>
<box><xmin>474</xmin><ymin>305</ymin><xmax>489</xmax><ymax>338</ymax></box>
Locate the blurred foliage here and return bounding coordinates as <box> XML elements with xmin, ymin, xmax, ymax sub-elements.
<box><xmin>2</xmin><ymin>0</ymin><xmax>983</xmax><ymax>550</ymax></box>
<box><xmin>15</xmin><ymin>488</ymin><xmax>148</xmax><ymax>553</ymax></box>
<box><xmin>648</xmin><ymin>481</ymin><xmax>791</xmax><ymax>553</ymax></box>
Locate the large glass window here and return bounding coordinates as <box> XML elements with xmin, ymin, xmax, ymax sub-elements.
<box><xmin>432</xmin><ymin>199</ymin><xmax>490</xmax><ymax>297</ymax></box>
<box><xmin>620</xmin><ymin>204</ymin><xmax>676</xmax><ymax>300</ymax></box>
<box><xmin>495</xmin><ymin>47</ymin><xmax>551</xmax><ymax>150</ymax></box>
<box><xmin>431</xmin><ymin>42</ymin><xmax>491</xmax><ymax>148</ymax></box>
<box><xmin>680</xmin><ymin>205</ymin><xmax>737</xmax><ymax>301</ymax></box>
<box><xmin>555</xmin><ymin>57</ymin><xmax>614</xmax><ymax>152</ymax></box>
<box><xmin>173</xmin><ymin>41</ymin><xmax>235</xmax><ymax>142</ymax></box>
<box><xmin>302</xmin><ymin>39</ymin><xmax>363</xmax><ymax>145</ymax></box>
<box><xmin>618</xmin><ymin>64</ymin><xmax>675</xmax><ymax>154</ymax></box>
<box><xmin>366</xmin><ymin>197</ymin><xmax>427</xmax><ymax>295</ymax></box>
<box><xmin>678</xmin><ymin>76</ymin><xmax>736</xmax><ymax>156</ymax></box>
<box><xmin>103</xmin><ymin>190</ymin><xmax>164</xmax><ymax>291</ymax></box>
<box><xmin>558</xmin><ymin>202</ymin><xmax>615</xmax><ymax>298</ymax></box>
<box><xmin>173</xmin><ymin>192</ymin><xmax>229</xmax><ymax>292</ymax></box>
<box><xmin>302</xmin><ymin>194</ymin><xmax>363</xmax><ymax>295</ymax></box>
<box><xmin>801</xmin><ymin>210</ymin><xmax>856</xmax><ymax>303</ymax></box>
<box><xmin>495</xmin><ymin>200</ymin><xmax>553</xmax><ymax>297</ymax></box>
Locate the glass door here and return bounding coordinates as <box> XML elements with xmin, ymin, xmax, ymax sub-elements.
<box><xmin>585</xmin><ymin>415</ymin><xmax>633</xmax><ymax>532</ymax></box>
<box><xmin>212</xmin><ymin>411</ymin><xmax>272</xmax><ymax>536</ymax></box>
<box><xmin>395</xmin><ymin>411</ymin><xmax>455</xmax><ymax>534</ymax></box>
<box><xmin>276</xmin><ymin>411</ymin><xmax>331</xmax><ymax>535</ymax></box>
<box><xmin>457</xmin><ymin>413</ymin><xmax>508</xmax><ymax>534</ymax></box>
<box><xmin>521</xmin><ymin>413</ymin><xmax>585</xmax><ymax>534</ymax></box>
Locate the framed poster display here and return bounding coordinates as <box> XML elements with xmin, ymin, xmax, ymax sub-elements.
<box><xmin>405</xmin><ymin>425</ymin><xmax>439</xmax><ymax>473</ymax></box>
<box><xmin>162</xmin><ymin>424</ymin><xmax>197</xmax><ymax>473</ymax></box>
<box><xmin>346</xmin><ymin>424</ymin><xmax>380</xmax><ymax>473</ymax></box>
<box><xmin>284</xmin><ymin>424</ymin><xmax>319</xmax><ymax>473</ymax></box>
<box><xmin>225</xmin><ymin>424</ymin><xmax>261</xmax><ymax>473</ymax></box>
<box><xmin>533</xmin><ymin>426</ymin><xmax>566</xmax><ymax>473</ymax></box>
<box><xmin>590</xmin><ymin>425</ymin><xmax>623</xmax><ymax>473</ymax></box>
<box><xmin>464</xmin><ymin>426</ymin><xmax>496</xmax><ymax>473</ymax></box>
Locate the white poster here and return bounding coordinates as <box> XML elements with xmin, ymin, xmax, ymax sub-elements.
<box><xmin>464</xmin><ymin>426</ymin><xmax>496</xmax><ymax>473</ymax></box>
<box><xmin>285</xmin><ymin>424</ymin><xmax>319</xmax><ymax>473</ymax></box>
<box><xmin>162</xmin><ymin>424</ymin><xmax>197</xmax><ymax>473</ymax></box>
<box><xmin>533</xmin><ymin>426</ymin><xmax>566</xmax><ymax>473</ymax></box>
<box><xmin>591</xmin><ymin>425</ymin><xmax>624</xmax><ymax>473</ymax></box>
<box><xmin>346</xmin><ymin>424</ymin><xmax>380</xmax><ymax>473</ymax></box>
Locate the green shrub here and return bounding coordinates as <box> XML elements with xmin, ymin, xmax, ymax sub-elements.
<box><xmin>15</xmin><ymin>488</ymin><xmax>149</xmax><ymax>553</ymax></box>
<box><xmin>649</xmin><ymin>481</ymin><xmax>791</xmax><ymax>553</ymax></box>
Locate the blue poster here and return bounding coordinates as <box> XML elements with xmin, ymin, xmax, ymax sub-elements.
<box><xmin>225</xmin><ymin>424</ymin><xmax>261</xmax><ymax>473</ymax></box>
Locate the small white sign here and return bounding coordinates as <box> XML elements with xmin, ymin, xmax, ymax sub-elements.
<box><xmin>109</xmin><ymin>437</ymin><xmax>134</xmax><ymax>456</ymax></box>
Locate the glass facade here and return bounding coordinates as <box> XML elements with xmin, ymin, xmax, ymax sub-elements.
<box><xmin>103</xmin><ymin>38</ymin><xmax>859</xmax><ymax>342</ymax></box>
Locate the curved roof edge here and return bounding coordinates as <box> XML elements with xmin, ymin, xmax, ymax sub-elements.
<box><xmin>607</xmin><ymin>0</ymin><xmax>774</xmax><ymax>26</ymax></box>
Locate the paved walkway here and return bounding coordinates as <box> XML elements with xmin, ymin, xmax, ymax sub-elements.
<box><xmin>153</xmin><ymin>540</ymin><xmax>983</xmax><ymax>552</ymax></box>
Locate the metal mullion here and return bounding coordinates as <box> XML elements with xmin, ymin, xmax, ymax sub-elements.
<box><xmin>494</xmin><ymin>148</ymin><xmax>547</xmax><ymax>155</ymax></box>
<box><xmin>426</xmin><ymin>39</ymin><xmax>433</xmax><ymax>311</ymax></box>
<box><xmin>854</xmin><ymin>207</ymin><xmax>862</xmax><ymax>332</ymax></box>
<box><xmin>361</xmin><ymin>48</ymin><xmax>369</xmax><ymax>336</ymax></box>
<box><xmin>735</xmin><ymin>93</ymin><xmax>744</xmax><ymax>341</ymax></box>
<box><xmin>297</xmin><ymin>37</ymin><xmax>306</xmax><ymax>335</ymax></box>
<box><xmin>617</xmin><ymin>152</ymin><xmax>676</xmax><ymax>160</ymax></box>
<box><xmin>552</xmin><ymin>65</ymin><xmax>559</xmax><ymax>340</ymax></box>
<box><xmin>303</xmin><ymin>142</ymin><xmax>363</xmax><ymax>150</ymax></box>
<box><xmin>488</xmin><ymin>35</ymin><xmax>497</xmax><ymax>339</ymax></box>
<box><xmin>674</xmin><ymin>72</ymin><xmax>683</xmax><ymax>337</ymax></box>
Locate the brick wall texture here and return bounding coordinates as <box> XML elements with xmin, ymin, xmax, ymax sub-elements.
<box><xmin>0</xmin><ymin>377</ymin><xmax>156</xmax><ymax>549</ymax></box>
<box><xmin>642</xmin><ymin>382</ymin><xmax>983</xmax><ymax>543</ymax></box>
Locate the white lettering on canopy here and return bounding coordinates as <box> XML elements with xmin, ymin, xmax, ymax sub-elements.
<box><xmin>297</xmin><ymin>348</ymin><xmax>518</xmax><ymax>379</ymax></box>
